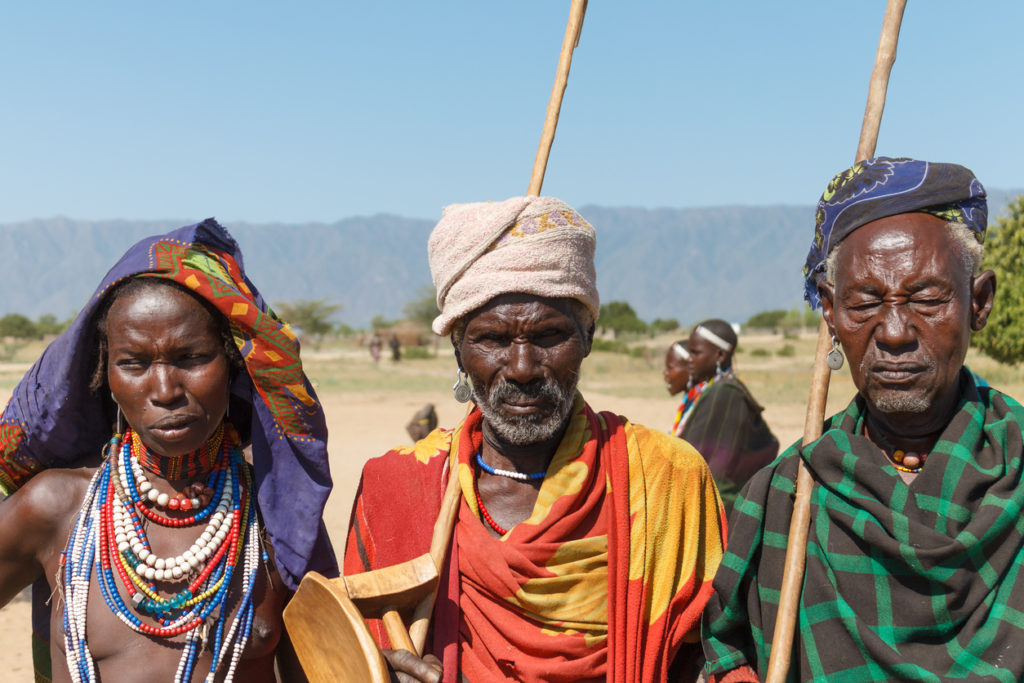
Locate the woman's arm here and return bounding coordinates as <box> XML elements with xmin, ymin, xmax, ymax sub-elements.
<box><xmin>0</xmin><ymin>470</ymin><xmax>85</xmax><ymax>606</ymax></box>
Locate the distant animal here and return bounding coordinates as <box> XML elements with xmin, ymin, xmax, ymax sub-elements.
<box><xmin>405</xmin><ymin>403</ymin><xmax>438</xmax><ymax>442</ymax></box>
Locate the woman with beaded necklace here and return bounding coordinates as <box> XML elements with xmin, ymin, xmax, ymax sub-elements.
<box><xmin>0</xmin><ymin>220</ymin><xmax>336</xmax><ymax>682</ymax></box>
<box><xmin>678</xmin><ymin>319</ymin><xmax>778</xmax><ymax>516</ymax></box>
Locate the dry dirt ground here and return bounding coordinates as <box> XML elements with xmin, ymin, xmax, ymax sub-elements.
<box><xmin>1</xmin><ymin>334</ymin><xmax>1021</xmax><ymax>680</ymax></box>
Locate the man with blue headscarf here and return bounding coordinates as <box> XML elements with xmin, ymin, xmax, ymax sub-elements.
<box><xmin>701</xmin><ymin>158</ymin><xmax>1024</xmax><ymax>681</ymax></box>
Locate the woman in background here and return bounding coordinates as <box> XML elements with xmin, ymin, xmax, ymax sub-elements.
<box><xmin>665</xmin><ymin>341</ymin><xmax>692</xmax><ymax>437</ymax></box>
<box><xmin>677</xmin><ymin>319</ymin><xmax>778</xmax><ymax>516</ymax></box>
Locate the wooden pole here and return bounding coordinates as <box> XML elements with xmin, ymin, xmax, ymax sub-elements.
<box><xmin>763</xmin><ymin>2</ymin><xmax>906</xmax><ymax>681</ymax></box>
<box><xmin>390</xmin><ymin>0</ymin><xmax>590</xmax><ymax>658</ymax></box>
<box><xmin>407</xmin><ymin>464</ymin><xmax>462</xmax><ymax>654</ymax></box>
<box><xmin>527</xmin><ymin>0</ymin><xmax>588</xmax><ymax>195</ymax></box>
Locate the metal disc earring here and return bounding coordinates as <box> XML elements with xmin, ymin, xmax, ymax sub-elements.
<box><xmin>826</xmin><ymin>336</ymin><xmax>845</xmax><ymax>371</ymax></box>
<box><xmin>452</xmin><ymin>370</ymin><xmax>472</xmax><ymax>403</ymax></box>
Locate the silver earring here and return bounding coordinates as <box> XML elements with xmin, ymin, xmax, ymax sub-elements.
<box><xmin>826</xmin><ymin>336</ymin><xmax>845</xmax><ymax>371</ymax></box>
<box><xmin>452</xmin><ymin>370</ymin><xmax>472</xmax><ymax>403</ymax></box>
<box><xmin>715</xmin><ymin>360</ymin><xmax>723</xmax><ymax>376</ymax></box>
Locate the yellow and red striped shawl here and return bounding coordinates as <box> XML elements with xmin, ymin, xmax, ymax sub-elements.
<box><xmin>345</xmin><ymin>395</ymin><xmax>725</xmax><ymax>682</ymax></box>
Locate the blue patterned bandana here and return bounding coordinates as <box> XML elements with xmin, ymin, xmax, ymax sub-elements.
<box><xmin>802</xmin><ymin>157</ymin><xmax>987</xmax><ymax>308</ymax></box>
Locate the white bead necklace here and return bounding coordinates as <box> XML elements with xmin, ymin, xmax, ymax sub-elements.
<box><xmin>113</xmin><ymin>457</ymin><xmax>235</xmax><ymax>582</ymax></box>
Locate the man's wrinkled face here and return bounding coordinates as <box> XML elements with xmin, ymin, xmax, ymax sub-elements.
<box><xmin>457</xmin><ymin>294</ymin><xmax>590</xmax><ymax>447</ymax></box>
<box><xmin>820</xmin><ymin>213</ymin><xmax>990</xmax><ymax>420</ymax></box>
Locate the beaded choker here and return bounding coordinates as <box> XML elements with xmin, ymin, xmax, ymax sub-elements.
<box><xmin>131</xmin><ymin>422</ymin><xmax>224</xmax><ymax>481</ymax></box>
<box><xmin>475</xmin><ymin>453</ymin><xmax>546</xmax><ymax>481</ymax></box>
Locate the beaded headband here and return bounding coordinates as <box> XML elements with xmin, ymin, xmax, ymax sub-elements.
<box><xmin>670</xmin><ymin>342</ymin><xmax>691</xmax><ymax>360</ymax></box>
<box><xmin>695</xmin><ymin>325</ymin><xmax>733</xmax><ymax>352</ymax></box>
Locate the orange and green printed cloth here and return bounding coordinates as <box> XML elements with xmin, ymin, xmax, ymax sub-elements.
<box><xmin>0</xmin><ymin>218</ymin><xmax>336</xmax><ymax>588</ymax></box>
<box><xmin>345</xmin><ymin>395</ymin><xmax>725</xmax><ymax>682</ymax></box>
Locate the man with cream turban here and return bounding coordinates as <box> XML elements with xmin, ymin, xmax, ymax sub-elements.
<box><xmin>344</xmin><ymin>196</ymin><xmax>726</xmax><ymax>682</ymax></box>
<box><xmin>701</xmin><ymin>158</ymin><xmax>1024</xmax><ymax>681</ymax></box>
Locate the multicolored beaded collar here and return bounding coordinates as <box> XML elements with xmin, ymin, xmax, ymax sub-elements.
<box><xmin>131</xmin><ymin>422</ymin><xmax>224</xmax><ymax>481</ymax></box>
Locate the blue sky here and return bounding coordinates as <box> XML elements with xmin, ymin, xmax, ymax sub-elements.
<box><xmin>2</xmin><ymin>2</ymin><xmax>1022</xmax><ymax>224</ymax></box>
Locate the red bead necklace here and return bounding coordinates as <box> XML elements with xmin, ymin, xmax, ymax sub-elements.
<box><xmin>473</xmin><ymin>478</ymin><xmax>509</xmax><ymax>536</ymax></box>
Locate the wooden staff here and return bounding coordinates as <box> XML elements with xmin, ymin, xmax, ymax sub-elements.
<box><xmin>286</xmin><ymin>5</ymin><xmax>592</xmax><ymax>679</ymax></box>
<box><xmin>528</xmin><ymin>0</ymin><xmax>588</xmax><ymax>195</ymax></box>
<box><xmin>764</xmin><ymin>2</ymin><xmax>906</xmax><ymax>681</ymax></box>
<box><xmin>406</xmin><ymin>0</ymin><xmax>591</xmax><ymax>656</ymax></box>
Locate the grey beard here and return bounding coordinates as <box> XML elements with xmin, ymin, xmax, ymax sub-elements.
<box><xmin>862</xmin><ymin>354</ymin><xmax>936</xmax><ymax>414</ymax></box>
<box><xmin>870</xmin><ymin>391</ymin><xmax>932</xmax><ymax>414</ymax></box>
<box><xmin>472</xmin><ymin>375</ymin><xmax>577</xmax><ymax>447</ymax></box>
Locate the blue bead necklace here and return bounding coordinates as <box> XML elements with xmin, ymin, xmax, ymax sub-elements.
<box><xmin>474</xmin><ymin>452</ymin><xmax>546</xmax><ymax>481</ymax></box>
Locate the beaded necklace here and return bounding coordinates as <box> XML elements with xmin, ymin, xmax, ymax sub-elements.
<box><xmin>474</xmin><ymin>453</ymin><xmax>546</xmax><ymax>481</ymax></box>
<box><xmin>132</xmin><ymin>422</ymin><xmax>223</xmax><ymax>481</ymax></box>
<box><xmin>473</xmin><ymin>477</ymin><xmax>509</xmax><ymax>536</ymax></box>
<box><xmin>472</xmin><ymin>451</ymin><xmax>547</xmax><ymax>536</ymax></box>
<box><xmin>62</xmin><ymin>423</ymin><xmax>264</xmax><ymax>683</ymax></box>
<box><xmin>867</xmin><ymin>419</ymin><xmax>930</xmax><ymax>473</ymax></box>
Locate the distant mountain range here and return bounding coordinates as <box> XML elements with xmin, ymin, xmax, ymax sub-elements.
<box><xmin>3</xmin><ymin>189</ymin><xmax>1021</xmax><ymax>329</ymax></box>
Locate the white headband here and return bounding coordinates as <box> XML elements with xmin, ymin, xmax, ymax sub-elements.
<box><xmin>670</xmin><ymin>342</ymin><xmax>691</xmax><ymax>360</ymax></box>
<box><xmin>695</xmin><ymin>325</ymin><xmax>733</xmax><ymax>352</ymax></box>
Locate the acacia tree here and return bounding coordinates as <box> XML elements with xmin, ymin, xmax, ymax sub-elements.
<box><xmin>403</xmin><ymin>285</ymin><xmax>440</xmax><ymax>331</ymax></box>
<box><xmin>975</xmin><ymin>195</ymin><xmax>1024</xmax><ymax>364</ymax></box>
<box><xmin>598</xmin><ymin>301</ymin><xmax>647</xmax><ymax>338</ymax></box>
<box><xmin>0</xmin><ymin>313</ymin><xmax>38</xmax><ymax>339</ymax></box>
<box><xmin>275</xmin><ymin>299</ymin><xmax>342</xmax><ymax>349</ymax></box>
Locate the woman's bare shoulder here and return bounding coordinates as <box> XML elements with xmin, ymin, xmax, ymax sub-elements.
<box><xmin>3</xmin><ymin>465</ymin><xmax>97</xmax><ymax>530</ymax></box>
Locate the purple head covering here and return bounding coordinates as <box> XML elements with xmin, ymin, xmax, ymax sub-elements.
<box><xmin>802</xmin><ymin>157</ymin><xmax>987</xmax><ymax>308</ymax></box>
<box><xmin>0</xmin><ymin>219</ymin><xmax>336</xmax><ymax>588</ymax></box>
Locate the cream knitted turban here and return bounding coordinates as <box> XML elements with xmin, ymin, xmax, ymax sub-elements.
<box><xmin>428</xmin><ymin>196</ymin><xmax>599</xmax><ymax>336</ymax></box>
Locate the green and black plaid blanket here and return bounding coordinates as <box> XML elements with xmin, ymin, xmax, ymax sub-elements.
<box><xmin>703</xmin><ymin>372</ymin><xmax>1024</xmax><ymax>682</ymax></box>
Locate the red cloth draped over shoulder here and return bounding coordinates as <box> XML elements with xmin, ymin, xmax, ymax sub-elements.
<box><xmin>344</xmin><ymin>397</ymin><xmax>725</xmax><ymax>683</ymax></box>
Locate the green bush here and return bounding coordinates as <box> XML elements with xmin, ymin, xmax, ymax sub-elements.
<box><xmin>591</xmin><ymin>339</ymin><xmax>630</xmax><ymax>354</ymax></box>
<box><xmin>0</xmin><ymin>313</ymin><xmax>39</xmax><ymax>339</ymax></box>
<box><xmin>975</xmin><ymin>194</ymin><xmax>1024</xmax><ymax>365</ymax></box>
<box><xmin>776</xmin><ymin>344</ymin><xmax>796</xmax><ymax>357</ymax></box>
<box><xmin>750</xmin><ymin>348</ymin><xmax>770</xmax><ymax>357</ymax></box>
<box><xmin>746</xmin><ymin>309</ymin><xmax>787</xmax><ymax>329</ymax></box>
<box><xmin>403</xmin><ymin>346</ymin><xmax>432</xmax><ymax>360</ymax></box>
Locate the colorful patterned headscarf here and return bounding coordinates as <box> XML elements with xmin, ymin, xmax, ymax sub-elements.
<box><xmin>0</xmin><ymin>219</ymin><xmax>336</xmax><ymax>588</ymax></box>
<box><xmin>802</xmin><ymin>157</ymin><xmax>987</xmax><ymax>308</ymax></box>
